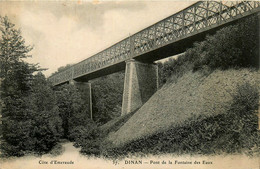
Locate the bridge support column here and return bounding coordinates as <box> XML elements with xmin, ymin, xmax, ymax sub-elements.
<box><xmin>257</xmin><ymin>12</ymin><xmax>260</xmax><ymax>130</ymax></box>
<box><xmin>69</xmin><ymin>80</ymin><xmax>93</xmax><ymax>120</ymax></box>
<box><xmin>257</xmin><ymin>12</ymin><xmax>260</xmax><ymax>69</ymax></box>
<box><xmin>121</xmin><ymin>59</ymin><xmax>158</xmax><ymax>116</ymax></box>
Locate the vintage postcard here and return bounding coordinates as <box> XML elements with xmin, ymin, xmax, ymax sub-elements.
<box><xmin>0</xmin><ymin>1</ymin><xmax>259</xmax><ymax>169</ymax></box>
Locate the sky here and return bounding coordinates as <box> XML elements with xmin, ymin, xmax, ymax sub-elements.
<box><xmin>0</xmin><ymin>0</ymin><xmax>195</xmax><ymax>77</ymax></box>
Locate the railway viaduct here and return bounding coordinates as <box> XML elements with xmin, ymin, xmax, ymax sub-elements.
<box><xmin>49</xmin><ymin>1</ymin><xmax>260</xmax><ymax>118</ymax></box>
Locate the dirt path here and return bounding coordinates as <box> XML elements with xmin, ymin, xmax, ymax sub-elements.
<box><xmin>0</xmin><ymin>142</ymin><xmax>259</xmax><ymax>169</ymax></box>
<box><xmin>0</xmin><ymin>142</ymin><xmax>110</xmax><ymax>169</ymax></box>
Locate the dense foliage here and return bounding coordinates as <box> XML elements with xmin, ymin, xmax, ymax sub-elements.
<box><xmin>72</xmin><ymin>110</ymin><xmax>137</xmax><ymax>156</ymax></box>
<box><xmin>25</xmin><ymin>73</ymin><xmax>63</xmax><ymax>153</ymax></box>
<box><xmin>55</xmin><ymin>84</ymin><xmax>95</xmax><ymax>139</ymax></box>
<box><xmin>158</xmin><ymin>54</ymin><xmax>190</xmax><ymax>86</ymax></box>
<box><xmin>51</xmin><ymin>64</ymin><xmax>73</xmax><ymax>76</ymax></box>
<box><xmin>0</xmin><ymin>16</ymin><xmax>64</xmax><ymax>156</ymax></box>
<box><xmin>66</xmin><ymin>72</ymin><xmax>126</xmax><ymax>154</ymax></box>
<box><xmin>0</xmin><ymin>16</ymin><xmax>36</xmax><ymax>156</ymax></box>
<box><xmin>191</xmin><ymin>15</ymin><xmax>258</xmax><ymax>71</ymax></box>
<box><xmin>0</xmin><ymin>16</ymin><xmax>122</xmax><ymax>156</ymax></box>
<box><xmin>158</xmin><ymin>15</ymin><xmax>259</xmax><ymax>86</ymax></box>
<box><xmin>91</xmin><ymin>72</ymin><xmax>124</xmax><ymax>125</ymax></box>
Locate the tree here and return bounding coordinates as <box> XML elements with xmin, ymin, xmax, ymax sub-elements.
<box><xmin>92</xmin><ymin>72</ymin><xmax>124</xmax><ymax>125</ymax></box>
<box><xmin>0</xmin><ymin>16</ymin><xmax>37</xmax><ymax>98</ymax></box>
<box><xmin>55</xmin><ymin>84</ymin><xmax>93</xmax><ymax>138</ymax></box>
<box><xmin>190</xmin><ymin>15</ymin><xmax>258</xmax><ymax>71</ymax></box>
<box><xmin>0</xmin><ymin>16</ymin><xmax>62</xmax><ymax>156</ymax></box>
<box><xmin>51</xmin><ymin>64</ymin><xmax>73</xmax><ymax>76</ymax></box>
<box><xmin>29</xmin><ymin>73</ymin><xmax>63</xmax><ymax>152</ymax></box>
<box><xmin>158</xmin><ymin>58</ymin><xmax>178</xmax><ymax>86</ymax></box>
<box><xmin>0</xmin><ymin>16</ymin><xmax>38</xmax><ymax>156</ymax></box>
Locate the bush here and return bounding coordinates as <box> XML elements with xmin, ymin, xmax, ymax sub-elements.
<box><xmin>101</xmin><ymin>82</ymin><xmax>259</xmax><ymax>158</ymax></box>
<box><xmin>158</xmin><ymin>53</ymin><xmax>194</xmax><ymax>86</ymax></box>
<box><xmin>190</xmin><ymin>15</ymin><xmax>258</xmax><ymax>71</ymax></box>
<box><xmin>226</xmin><ymin>82</ymin><xmax>259</xmax><ymax>154</ymax></box>
<box><xmin>158</xmin><ymin>15</ymin><xmax>259</xmax><ymax>86</ymax></box>
<box><xmin>91</xmin><ymin>72</ymin><xmax>124</xmax><ymax>125</ymax></box>
<box><xmin>73</xmin><ymin>109</ymin><xmax>138</xmax><ymax>157</ymax></box>
<box><xmin>55</xmin><ymin>84</ymin><xmax>93</xmax><ymax>138</ymax></box>
<box><xmin>68</xmin><ymin>125</ymin><xmax>98</xmax><ymax>143</ymax></box>
<box><xmin>29</xmin><ymin>73</ymin><xmax>63</xmax><ymax>153</ymax></box>
<box><xmin>1</xmin><ymin>73</ymin><xmax>63</xmax><ymax>156</ymax></box>
<box><xmin>69</xmin><ymin>125</ymin><xmax>101</xmax><ymax>156</ymax></box>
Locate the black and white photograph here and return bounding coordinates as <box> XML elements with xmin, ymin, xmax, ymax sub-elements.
<box><xmin>0</xmin><ymin>1</ymin><xmax>259</xmax><ymax>169</ymax></box>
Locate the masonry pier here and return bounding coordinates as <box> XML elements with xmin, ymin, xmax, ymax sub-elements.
<box><xmin>121</xmin><ymin>59</ymin><xmax>158</xmax><ymax>116</ymax></box>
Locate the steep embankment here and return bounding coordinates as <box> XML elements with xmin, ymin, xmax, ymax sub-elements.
<box><xmin>107</xmin><ymin>69</ymin><xmax>259</xmax><ymax>146</ymax></box>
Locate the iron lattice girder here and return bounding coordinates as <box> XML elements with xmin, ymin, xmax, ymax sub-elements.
<box><xmin>49</xmin><ymin>1</ymin><xmax>260</xmax><ymax>85</ymax></box>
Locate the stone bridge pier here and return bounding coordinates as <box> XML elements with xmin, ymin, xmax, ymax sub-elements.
<box><xmin>69</xmin><ymin>59</ymin><xmax>158</xmax><ymax>119</ymax></box>
<box><xmin>121</xmin><ymin>59</ymin><xmax>158</xmax><ymax>116</ymax></box>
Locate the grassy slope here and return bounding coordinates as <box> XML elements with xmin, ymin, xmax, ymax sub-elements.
<box><xmin>107</xmin><ymin>69</ymin><xmax>259</xmax><ymax>146</ymax></box>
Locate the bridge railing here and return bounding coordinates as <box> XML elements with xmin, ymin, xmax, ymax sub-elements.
<box><xmin>49</xmin><ymin>1</ymin><xmax>260</xmax><ymax>85</ymax></box>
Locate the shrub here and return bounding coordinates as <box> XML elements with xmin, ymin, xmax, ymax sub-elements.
<box><xmin>1</xmin><ymin>73</ymin><xmax>63</xmax><ymax>156</ymax></box>
<box><xmin>158</xmin><ymin>53</ymin><xmax>194</xmax><ymax>86</ymax></box>
<box><xmin>225</xmin><ymin>82</ymin><xmax>259</xmax><ymax>155</ymax></box>
<box><xmin>191</xmin><ymin>15</ymin><xmax>258</xmax><ymax>71</ymax></box>
<box><xmin>69</xmin><ymin>125</ymin><xmax>101</xmax><ymax>156</ymax></box>
<box><xmin>158</xmin><ymin>15</ymin><xmax>259</xmax><ymax>86</ymax></box>
<box><xmin>68</xmin><ymin>125</ymin><xmax>98</xmax><ymax>143</ymax></box>
<box><xmin>73</xmin><ymin>109</ymin><xmax>138</xmax><ymax>157</ymax></box>
<box><xmin>91</xmin><ymin>72</ymin><xmax>124</xmax><ymax>125</ymax></box>
<box><xmin>27</xmin><ymin>73</ymin><xmax>63</xmax><ymax>153</ymax></box>
<box><xmin>55</xmin><ymin>84</ymin><xmax>93</xmax><ymax>138</ymax></box>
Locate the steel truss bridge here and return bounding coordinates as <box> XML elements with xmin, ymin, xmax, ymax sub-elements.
<box><xmin>49</xmin><ymin>1</ymin><xmax>260</xmax><ymax>85</ymax></box>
